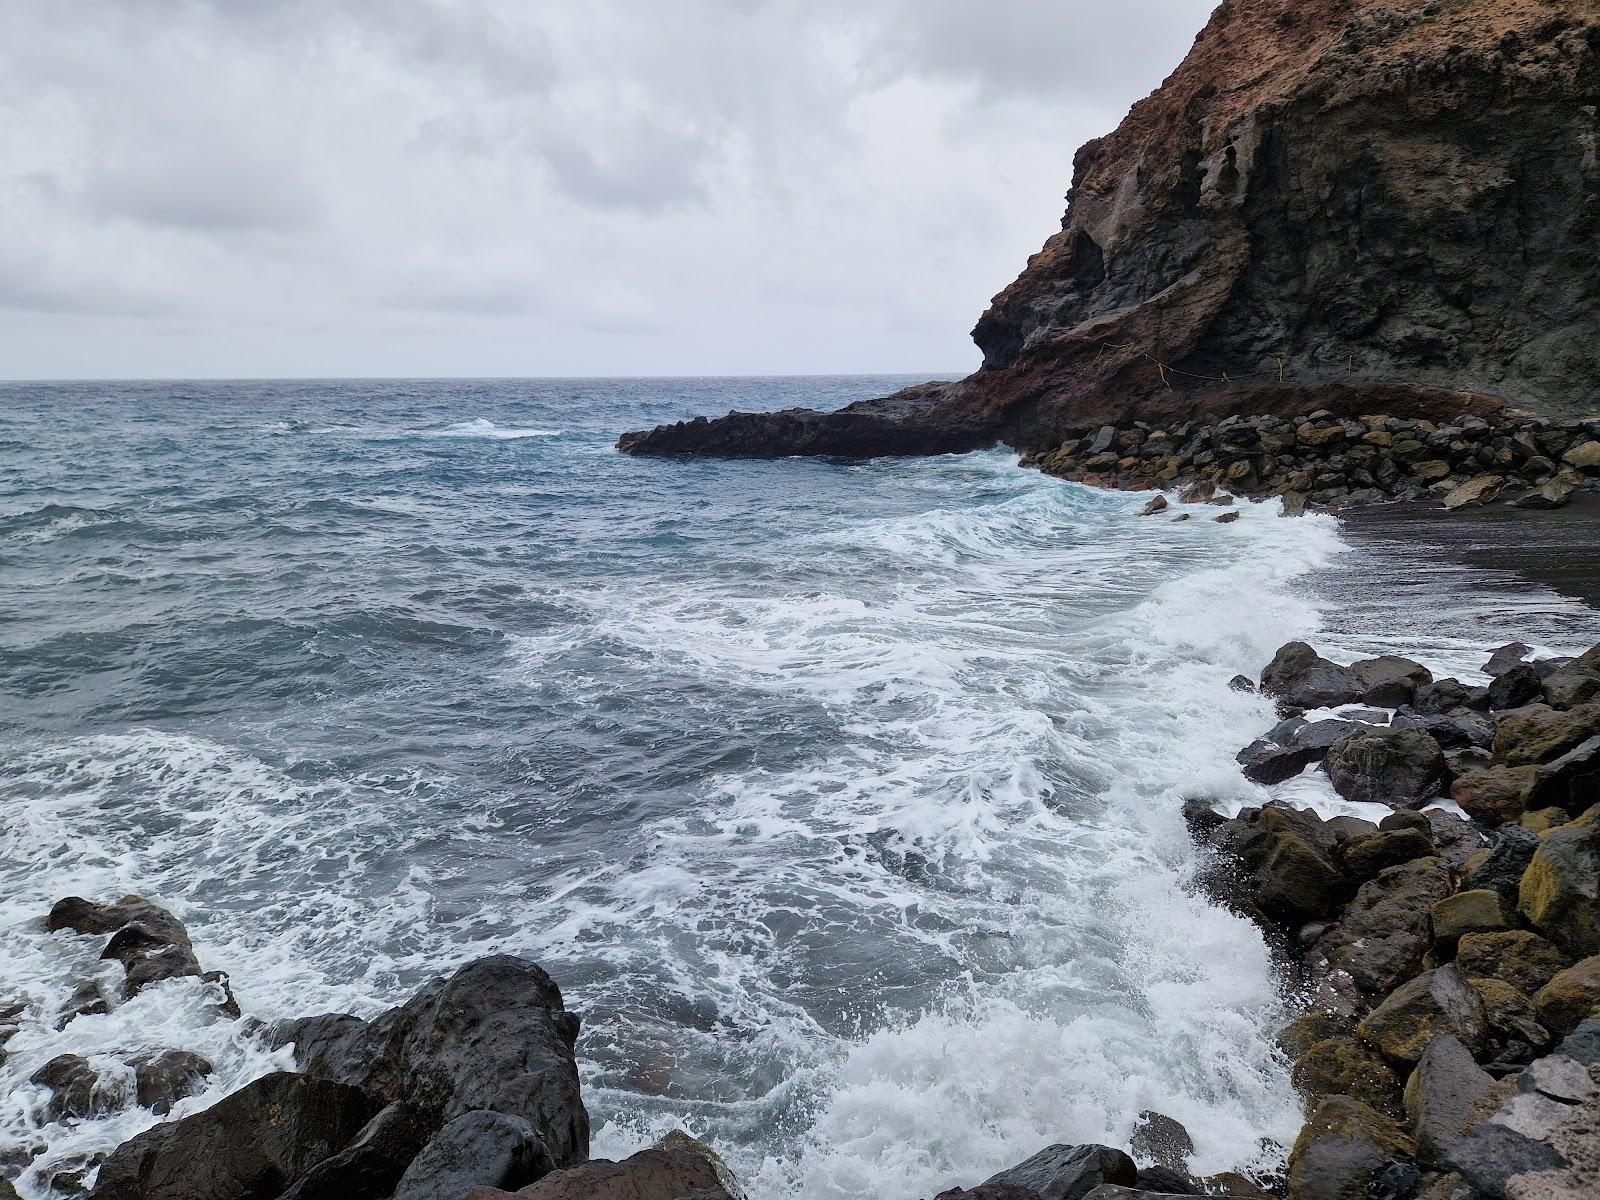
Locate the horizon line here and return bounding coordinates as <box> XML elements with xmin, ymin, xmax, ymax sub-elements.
<box><xmin>0</xmin><ymin>369</ymin><xmax>973</xmax><ymax>385</ymax></box>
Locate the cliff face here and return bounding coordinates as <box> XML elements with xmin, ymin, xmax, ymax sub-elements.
<box><xmin>621</xmin><ymin>0</ymin><xmax>1600</xmax><ymax>458</ymax></box>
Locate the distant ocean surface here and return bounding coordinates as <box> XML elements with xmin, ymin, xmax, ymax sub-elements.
<box><xmin>2</xmin><ymin>377</ymin><xmax>1595</xmax><ymax>1199</ymax></box>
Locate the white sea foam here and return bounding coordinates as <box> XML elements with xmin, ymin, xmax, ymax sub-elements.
<box><xmin>417</xmin><ymin>417</ymin><xmax>561</xmax><ymax>439</ymax></box>
<box><xmin>5</xmin><ymin>453</ymin><xmax>1565</xmax><ymax>1200</ymax></box>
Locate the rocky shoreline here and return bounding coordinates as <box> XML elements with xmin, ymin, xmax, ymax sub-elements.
<box><xmin>1020</xmin><ymin>410</ymin><xmax>1600</xmax><ymax>516</ymax></box>
<box><xmin>8</xmin><ymin>629</ymin><xmax>1599</xmax><ymax>1200</ymax></box>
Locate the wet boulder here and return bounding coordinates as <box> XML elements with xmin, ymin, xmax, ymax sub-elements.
<box><xmin>47</xmin><ymin>895</ymin><xmax>235</xmax><ymax>1014</ymax></box>
<box><xmin>1485</xmin><ymin>665</ymin><xmax>1542</xmax><ymax>712</ymax></box>
<box><xmin>1482</xmin><ymin>644</ymin><xmax>1533</xmax><ymax>678</ymax></box>
<box><xmin>130</xmin><ymin>1049</ymin><xmax>213</xmax><ymax>1115</ymax></box>
<box><xmin>276</xmin><ymin>1100</ymin><xmax>436</xmax><ymax>1200</ymax></box>
<box><xmin>391</xmin><ymin>1111</ymin><xmax>551</xmax><ymax>1200</ymax></box>
<box><xmin>1236</xmin><ymin>738</ymin><xmax>1319</xmax><ymax>786</ymax></box>
<box><xmin>1469</xmin><ymin>978</ymin><xmax>1552</xmax><ymax>1071</ymax></box>
<box><xmin>1402</xmin><ymin>1035</ymin><xmax>1501</xmax><ymax>1166</ymax></box>
<box><xmin>1334</xmin><ymin>827</ymin><xmax>1434</xmax><ymax>884</ymax></box>
<box><xmin>1260</xmin><ymin>643</ymin><xmax>1363</xmax><ymax>712</ymax></box>
<box><xmin>275</xmin><ymin>955</ymin><xmax>588</xmax><ymax>1169</ymax></box>
<box><xmin>1358</xmin><ymin>967</ymin><xmax>1488</xmax><ymax>1065</ymax></box>
<box><xmin>1348</xmin><ymin>657</ymin><xmax>1433</xmax><ymax>708</ymax></box>
<box><xmin>1524</xmin><ymin>735</ymin><xmax>1600</xmax><ymax>813</ymax></box>
<box><xmin>30</xmin><ymin>1054</ymin><xmax>109</xmax><ymax>1122</ymax></box>
<box><xmin>1541</xmin><ymin>660</ymin><xmax>1600</xmax><ymax>710</ymax></box>
<box><xmin>1463</xmin><ymin>826</ymin><xmax>1541</xmax><ymax>911</ymax></box>
<box><xmin>1253</xmin><ymin>832</ymin><xmax>1347</xmax><ymax>923</ymax></box>
<box><xmin>1390</xmin><ymin>709</ymin><xmax>1491</xmax><ymax>751</ymax></box>
<box><xmin>1323</xmin><ymin>727</ymin><xmax>1446</xmax><ymax>808</ymax></box>
<box><xmin>88</xmin><ymin>1072</ymin><xmax>385</xmax><ymax>1200</ymax></box>
<box><xmin>1314</xmin><ymin>858</ymin><xmax>1452</xmax><ymax>1001</ymax></box>
<box><xmin>1430</xmin><ymin>890</ymin><xmax>1509</xmax><ymax>954</ymax></box>
<box><xmin>1518</xmin><ymin>808</ymin><xmax>1600</xmax><ymax>957</ymax></box>
<box><xmin>1413</xmin><ymin>679</ymin><xmax>1469</xmax><ymax>716</ymax></box>
<box><xmin>1128</xmin><ymin>1112</ymin><xmax>1193</xmax><ymax>1173</ymax></box>
<box><xmin>498</xmin><ymin>1131</ymin><xmax>741</xmax><ymax>1200</ymax></box>
<box><xmin>1285</xmin><ymin>1096</ymin><xmax>1414</xmax><ymax>1200</ymax></box>
<box><xmin>979</xmin><ymin>1144</ymin><xmax>1138</xmax><ymax>1200</ymax></box>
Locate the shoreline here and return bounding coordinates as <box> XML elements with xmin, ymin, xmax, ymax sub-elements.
<box><xmin>8</xmin><ymin>438</ymin><xmax>1600</xmax><ymax>1200</ymax></box>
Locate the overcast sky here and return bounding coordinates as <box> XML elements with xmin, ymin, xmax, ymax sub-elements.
<box><xmin>1</xmin><ymin>1</ymin><xmax>1216</xmax><ymax>380</ymax></box>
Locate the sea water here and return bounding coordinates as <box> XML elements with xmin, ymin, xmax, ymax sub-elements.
<box><xmin>0</xmin><ymin>377</ymin><xmax>1593</xmax><ymax>1198</ymax></box>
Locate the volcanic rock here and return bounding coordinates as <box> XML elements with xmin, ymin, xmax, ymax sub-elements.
<box><xmin>1322</xmin><ymin>727</ymin><xmax>1446</xmax><ymax>807</ymax></box>
<box><xmin>622</xmin><ymin>0</ymin><xmax>1600</xmax><ymax>460</ymax></box>
<box><xmin>273</xmin><ymin>956</ymin><xmax>588</xmax><ymax>1170</ymax></box>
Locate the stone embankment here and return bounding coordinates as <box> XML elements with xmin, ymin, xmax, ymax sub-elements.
<box><xmin>1021</xmin><ymin>410</ymin><xmax>1600</xmax><ymax>514</ymax></box>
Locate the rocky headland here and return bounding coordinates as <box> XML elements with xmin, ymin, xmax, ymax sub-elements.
<box><xmin>619</xmin><ymin>0</ymin><xmax>1600</xmax><ymax>485</ymax></box>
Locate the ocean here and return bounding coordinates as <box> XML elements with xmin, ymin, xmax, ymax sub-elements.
<box><xmin>1</xmin><ymin>377</ymin><xmax>1594</xmax><ymax>1199</ymax></box>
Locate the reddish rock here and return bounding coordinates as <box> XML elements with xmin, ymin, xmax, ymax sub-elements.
<box><xmin>622</xmin><ymin>0</ymin><xmax>1600</xmax><ymax>458</ymax></box>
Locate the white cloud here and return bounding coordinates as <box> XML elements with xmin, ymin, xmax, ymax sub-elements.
<box><xmin>0</xmin><ymin>0</ymin><xmax>1216</xmax><ymax>378</ymax></box>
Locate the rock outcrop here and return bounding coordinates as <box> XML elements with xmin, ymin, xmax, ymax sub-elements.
<box><xmin>620</xmin><ymin>0</ymin><xmax>1600</xmax><ymax>460</ymax></box>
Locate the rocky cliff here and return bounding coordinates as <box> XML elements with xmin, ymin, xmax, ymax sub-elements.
<box><xmin>621</xmin><ymin>0</ymin><xmax>1600</xmax><ymax>458</ymax></box>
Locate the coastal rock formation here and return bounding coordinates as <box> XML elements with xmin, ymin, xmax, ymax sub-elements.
<box><xmin>621</xmin><ymin>0</ymin><xmax>1600</xmax><ymax>460</ymax></box>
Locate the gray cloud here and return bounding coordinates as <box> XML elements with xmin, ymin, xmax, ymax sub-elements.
<box><xmin>0</xmin><ymin>0</ymin><xmax>1217</xmax><ymax>379</ymax></box>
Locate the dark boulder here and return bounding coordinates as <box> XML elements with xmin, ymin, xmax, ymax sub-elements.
<box><xmin>1463</xmin><ymin>826</ymin><xmax>1541</xmax><ymax>910</ymax></box>
<box><xmin>130</xmin><ymin>1049</ymin><xmax>214</xmax><ymax>1115</ymax></box>
<box><xmin>1358</xmin><ymin>967</ymin><xmax>1489</xmax><ymax>1065</ymax></box>
<box><xmin>1542</xmin><ymin>660</ymin><xmax>1600</xmax><ymax>710</ymax></box>
<box><xmin>1254</xmin><ymin>832</ymin><xmax>1347</xmax><ymax>923</ymax></box>
<box><xmin>274</xmin><ymin>955</ymin><xmax>588</xmax><ymax>1169</ymax></box>
<box><xmin>277</xmin><ymin>1100</ymin><xmax>436</xmax><ymax>1200</ymax></box>
<box><xmin>1482</xmin><ymin>644</ymin><xmax>1533</xmax><ymax>678</ymax></box>
<box><xmin>1237</xmin><ymin>738</ymin><xmax>1319</xmax><ymax>785</ymax></box>
<box><xmin>47</xmin><ymin>895</ymin><xmax>235</xmax><ymax>1014</ymax></box>
<box><xmin>1323</xmin><ymin>728</ymin><xmax>1446</xmax><ymax>808</ymax></box>
<box><xmin>1333</xmin><ymin>828</ymin><xmax>1434</xmax><ymax>884</ymax></box>
<box><xmin>981</xmin><ymin>1144</ymin><xmax>1138</xmax><ymax>1200</ymax></box>
<box><xmin>501</xmin><ymin>1132</ymin><xmax>739</xmax><ymax>1200</ymax></box>
<box><xmin>88</xmin><ymin>1072</ymin><xmax>385</xmax><ymax>1200</ymax></box>
<box><xmin>1313</xmin><ymin>857</ymin><xmax>1452</xmax><ymax>1001</ymax></box>
<box><xmin>1456</xmin><ymin>930</ymin><xmax>1571</xmax><ymax>997</ymax></box>
<box><xmin>1485</xmin><ymin>665</ymin><xmax>1543</xmax><ymax>713</ymax></box>
<box><xmin>1450</xmin><ymin>766</ymin><xmax>1536</xmax><ymax>827</ymax></box>
<box><xmin>1349</xmin><ymin>657</ymin><xmax>1433</xmax><ymax>707</ymax></box>
<box><xmin>1525</xmin><ymin>734</ymin><xmax>1600</xmax><ymax>813</ymax></box>
<box><xmin>1260</xmin><ymin>643</ymin><xmax>1364</xmax><ymax>711</ymax></box>
<box><xmin>1128</xmin><ymin>1112</ymin><xmax>1194</xmax><ymax>1172</ymax></box>
<box><xmin>1491</xmin><ymin>703</ymin><xmax>1600</xmax><ymax>766</ymax></box>
<box><xmin>30</xmin><ymin>1054</ymin><xmax>106</xmax><ymax>1121</ymax></box>
<box><xmin>1413</xmin><ymin>680</ymin><xmax>1470</xmax><ymax>716</ymax></box>
<box><xmin>1402</xmin><ymin>1034</ymin><xmax>1501</xmax><ymax>1167</ymax></box>
<box><xmin>1290</xmin><ymin>1037</ymin><xmax>1404</xmax><ymax>1117</ymax></box>
<box><xmin>1285</xmin><ymin>1096</ymin><xmax>1414</xmax><ymax>1200</ymax></box>
<box><xmin>1390</xmin><ymin>709</ymin><xmax>1491</xmax><ymax>751</ymax></box>
<box><xmin>391</xmin><ymin>1111</ymin><xmax>552</xmax><ymax>1200</ymax></box>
